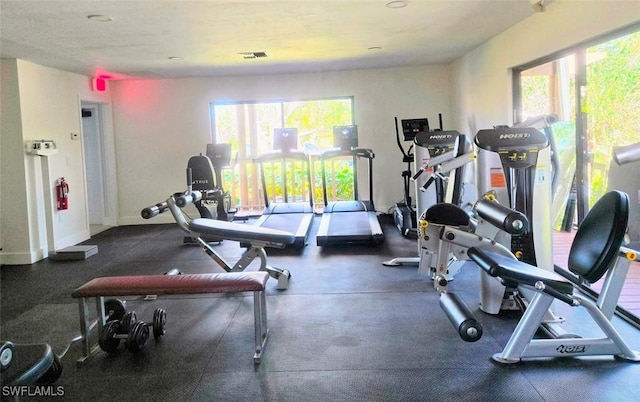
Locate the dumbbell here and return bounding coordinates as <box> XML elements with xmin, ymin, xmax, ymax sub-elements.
<box><xmin>99</xmin><ymin>320</ymin><xmax>149</xmax><ymax>354</ymax></box>
<box><xmin>98</xmin><ymin>308</ymin><xmax>166</xmax><ymax>354</ymax></box>
<box><xmin>104</xmin><ymin>298</ymin><xmax>127</xmax><ymax>322</ymax></box>
<box><xmin>120</xmin><ymin>309</ymin><xmax>166</xmax><ymax>338</ymax></box>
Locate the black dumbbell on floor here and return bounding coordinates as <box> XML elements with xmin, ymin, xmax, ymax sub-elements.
<box><xmin>125</xmin><ymin>309</ymin><xmax>166</xmax><ymax>339</ymax></box>
<box><xmin>104</xmin><ymin>298</ymin><xmax>127</xmax><ymax>322</ymax></box>
<box><xmin>98</xmin><ymin>308</ymin><xmax>166</xmax><ymax>354</ymax></box>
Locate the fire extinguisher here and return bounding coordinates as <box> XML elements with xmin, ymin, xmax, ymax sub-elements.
<box><xmin>57</xmin><ymin>177</ymin><xmax>69</xmax><ymax>210</ymax></box>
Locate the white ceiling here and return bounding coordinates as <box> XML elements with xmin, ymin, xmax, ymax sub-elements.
<box><xmin>0</xmin><ymin>1</ymin><xmax>535</xmax><ymax>80</ymax></box>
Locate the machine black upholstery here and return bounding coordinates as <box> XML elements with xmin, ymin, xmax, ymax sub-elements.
<box><xmin>468</xmin><ymin>247</ymin><xmax>574</xmax><ymax>295</ymax></box>
<box><xmin>424</xmin><ymin>203</ymin><xmax>471</xmax><ymax>226</ymax></box>
<box><xmin>468</xmin><ymin>190</ymin><xmax>630</xmax><ymax>297</ymax></box>
<box><xmin>467</xmin><ymin>247</ymin><xmax>573</xmax><ymax>295</ymax></box>
<box><xmin>568</xmin><ymin>190</ymin><xmax>629</xmax><ymax>283</ymax></box>
<box><xmin>188</xmin><ymin>155</ymin><xmax>216</xmax><ymax>192</ymax></box>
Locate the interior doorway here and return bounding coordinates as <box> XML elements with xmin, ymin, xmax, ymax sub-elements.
<box><xmin>80</xmin><ymin>101</ymin><xmax>117</xmax><ymax>235</ymax></box>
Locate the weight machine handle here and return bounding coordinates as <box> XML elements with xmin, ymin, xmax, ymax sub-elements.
<box><xmin>411</xmin><ymin>168</ymin><xmax>426</xmax><ymax>181</ymax></box>
<box><xmin>141</xmin><ymin>202</ymin><xmax>169</xmax><ymax>219</ymax></box>
<box><xmin>175</xmin><ymin>190</ymin><xmax>202</xmax><ymax>208</ymax></box>
<box><xmin>420</xmin><ymin>176</ymin><xmax>436</xmax><ymax>192</ymax></box>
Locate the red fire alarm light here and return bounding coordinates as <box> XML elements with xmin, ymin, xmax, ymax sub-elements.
<box><xmin>92</xmin><ymin>77</ymin><xmax>107</xmax><ymax>92</ymax></box>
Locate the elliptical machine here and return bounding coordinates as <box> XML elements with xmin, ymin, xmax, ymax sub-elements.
<box><xmin>391</xmin><ymin>117</ymin><xmax>428</xmax><ymax>238</ymax></box>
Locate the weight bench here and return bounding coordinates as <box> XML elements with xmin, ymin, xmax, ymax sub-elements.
<box><xmin>467</xmin><ymin>190</ymin><xmax>640</xmax><ymax>363</ymax></box>
<box><xmin>72</xmin><ymin>271</ymin><xmax>270</xmax><ymax>365</ymax></box>
<box><xmin>142</xmin><ymin>191</ymin><xmax>294</xmax><ymax>289</ymax></box>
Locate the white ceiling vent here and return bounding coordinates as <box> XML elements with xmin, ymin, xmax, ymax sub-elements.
<box><xmin>238</xmin><ymin>51</ymin><xmax>268</xmax><ymax>59</ymax></box>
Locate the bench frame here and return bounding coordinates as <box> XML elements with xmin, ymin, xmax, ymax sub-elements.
<box><xmin>73</xmin><ymin>273</ymin><xmax>269</xmax><ymax>366</ymax></box>
<box><xmin>469</xmin><ymin>247</ymin><xmax>640</xmax><ymax>363</ymax></box>
<box><xmin>168</xmin><ymin>195</ymin><xmax>292</xmax><ymax>290</ymax></box>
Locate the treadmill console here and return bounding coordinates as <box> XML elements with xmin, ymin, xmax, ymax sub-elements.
<box><xmin>333</xmin><ymin>125</ymin><xmax>358</xmax><ymax>151</ymax></box>
<box><xmin>274</xmin><ymin>128</ymin><xmax>298</xmax><ymax>153</ymax></box>
<box><xmin>206</xmin><ymin>143</ymin><xmax>232</xmax><ymax>168</ymax></box>
<box><xmin>401</xmin><ymin>118</ymin><xmax>429</xmax><ymax>141</ymax></box>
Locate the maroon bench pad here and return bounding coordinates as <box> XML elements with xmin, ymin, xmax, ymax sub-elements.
<box><xmin>72</xmin><ymin>272</ymin><xmax>269</xmax><ymax>298</ymax></box>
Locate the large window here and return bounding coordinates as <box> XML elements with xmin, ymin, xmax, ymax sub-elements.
<box><xmin>210</xmin><ymin>97</ymin><xmax>354</xmax><ymax>212</ymax></box>
<box><xmin>513</xmin><ymin>26</ymin><xmax>640</xmax><ymax>323</ymax></box>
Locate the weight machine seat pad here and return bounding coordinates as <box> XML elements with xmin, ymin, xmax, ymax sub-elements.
<box><xmin>568</xmin><ymin>190</ymin><xmax>629</xmax><ymax>283</ymax></box>
<box><xmin>468</xmin><ymin>247</ymin><xmax>574</xmax><ymax>295</ymax></box>
<box><xmin>424</xmin><ymin>203</ymin><xmax>471</xmax><ymax>226</ymax></box>
<box><xmin>72</xmin><ymin>272</ymin><xmax>269</xmax><ymax>298</ymax></box>
<box><xmin>189</xmin><ymin>218</ymin><xmax>295</xmax><ymax>245</ymax></box>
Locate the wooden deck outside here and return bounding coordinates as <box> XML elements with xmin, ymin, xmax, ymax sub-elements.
<box><xmin>553</xmin><ymin>230</ymin><xmax>640</xmax><ymax>319</ymax></box>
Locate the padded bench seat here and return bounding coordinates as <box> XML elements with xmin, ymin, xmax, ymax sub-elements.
<box><xmin>468</xmin><ymin>247</ymin><xmax>574</xmax><ymax>295</ymax></box>
<box><xmin>72</xmin><ymin>272</ymin><xmax>269</xmax><ymax>297</ymax></box>
<box><xmin>72</xmin><ymin>272</ymin><xmax>270</xmax><ymax>365</ymax></box>
<box><xmin>189</xmin><ymin>218</ymin><xmax>295</xmax><ymax>248</ymax></box>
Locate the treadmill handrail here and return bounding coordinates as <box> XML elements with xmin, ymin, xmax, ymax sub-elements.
<box><xmin>319</xmin><ymin>147</ymin><xmax>375</xmax><ymax>207</ymax></box>
<box><xmin>254</xmin><ymin>150</ymin><xmax>310</xmax><ymax>164</ymax></box>
<box><xmin>254</xmin><ymin>150</ymin><xmax>313</xmax><ymax>208</ymax></box>
<box><xmin>319</xmin><ymin>147</ymin><xmax>375</xmax><ymax>161</ymax></box>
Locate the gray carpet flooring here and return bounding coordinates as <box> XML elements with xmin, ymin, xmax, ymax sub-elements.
<box><xmin>2</xmin><ymin>215</ymin><xmax>640</xmax><ymax>401</ymax></box>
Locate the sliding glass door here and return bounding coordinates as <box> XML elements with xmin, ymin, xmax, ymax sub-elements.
<box><xmin>514</xmin><ymin>27</ymin><xmax>640</xmax><ymax>322</ymax></box>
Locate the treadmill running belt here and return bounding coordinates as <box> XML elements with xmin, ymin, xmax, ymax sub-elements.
<box><xmin>328</xmin><ymin>212</ymin><xmax>370</xmax><ymax>235</ymax></box>
<box><xmin>316</xmin><ymin>210</ymin><xmax>384</xmax><ymax>246</ymax></box>
<box><xmin>261</xmin><ymin>214</ymin><xmax>306</xmax><ymax>233</ymax></box>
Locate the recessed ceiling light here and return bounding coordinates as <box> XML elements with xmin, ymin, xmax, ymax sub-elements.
<box><xmin>386</xmin><ymin>1</ymin><xmax>407</xmax><ymax>8</ymax></box>
<box><xmin>87</xmin><ymin>14</ymin><xmax>113</xmax><ymax>22</ymax></box>
<box><xmin>368</xmin><ymin>47</ymin><xmax>382</xmax><ymax>51</ymax></box>
<box><xmin>168</xmin><ymin>56</ymin><xmax>183</xmax><ymax>61</ymax></box>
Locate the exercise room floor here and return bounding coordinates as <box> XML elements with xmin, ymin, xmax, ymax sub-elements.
<box><xmin>2</xmin><ymin>215</ymin><xmax>640</xmax><ymax>401</ymax></box>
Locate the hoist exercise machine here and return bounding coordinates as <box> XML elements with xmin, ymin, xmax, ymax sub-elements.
<box><xmin>384</xmin><ymin>125</ymin><xmax>475</xmax><ymax>278</ymax></box>
<box><xmin>474</xmin><ymin>126</ymin><xmax>555</xmax><ymax>313</ymax></box>
<box><xmin>428</xmin><ymin>123</ymin><xmax>578</xmax><ymax>345</ymax></box>
<box><xmin>468</xmin><ymin>190</ymin><xmax>639</xmax><ymax>363</ymax></box>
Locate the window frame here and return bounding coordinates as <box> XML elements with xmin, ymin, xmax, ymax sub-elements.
<box><xmin>208</xmin><ymin>96</ymin><xmax>356</xmax><ymax>210</ymax></box>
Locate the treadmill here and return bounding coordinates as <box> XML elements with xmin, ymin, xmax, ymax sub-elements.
<box><xmin>251</xmin><ymin>128</ymin><xmax>314</xmax><ymax>247</ymax></box>
<box><xmin>316</xmin><ymin>125</ymin><xmax>384</xmax><ymax>246</ymax></box>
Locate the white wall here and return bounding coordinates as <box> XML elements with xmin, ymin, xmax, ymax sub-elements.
<box><xmin>0</xmin><ymin>59</ymin><xmax>31</xmax><ymax>262</ymax></box>
<box><xmin>111</xmin><ymin>65</ymin><xmax>453</xmax><ymax>224</ymax></box>
<box><xmin>0</xmin><ymin>59</ymin><xmax>112</xmax><ymax>264</ymax></box>
<box><xmin>452</xmin><ymin>0</ymin><xmax>640</xmax><ymax>133</ymax></box>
